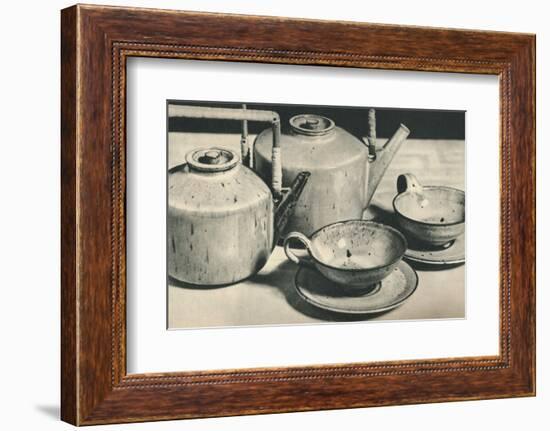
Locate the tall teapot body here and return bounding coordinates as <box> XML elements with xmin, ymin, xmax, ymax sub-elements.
<box><xmin>254</xmin><ymin>113</ymin><xmax>409</xmax><ymax>236</ymax></box>
<box><xmin>168</xmin><ymin>148</ymin><xmax>274</xmax><ymax>286</ymax></box>
<box><xmin>254</xmin><ymin>115</ymin><xmax>369</xmax><ymax>236</ymax></box>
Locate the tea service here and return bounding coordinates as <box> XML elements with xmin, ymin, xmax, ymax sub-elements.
<box><xmin>168</xmin><ymin>104</ymin><xmax>464</xmax><ymax>316</ymax></box>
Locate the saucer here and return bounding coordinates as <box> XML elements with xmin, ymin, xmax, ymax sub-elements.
<box><xmin>404</xmin><ymin>234</ymin><xmax>465</xmax><ymax>266</ymax></box>
<box><xmin>294</xmin><ymin>260</ymin><xmax>418</xmax><ymax>315</ymax></box>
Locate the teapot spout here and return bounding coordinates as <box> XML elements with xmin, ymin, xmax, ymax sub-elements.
<box><xmin>366</xmin><ymin>124</ymin><xmax>410</xmax><ymax>206</ymax></box>
<box><xmin>273</xmin><ymin>172</ymin><xmax>310</xmax><ymax>246</ymax></box>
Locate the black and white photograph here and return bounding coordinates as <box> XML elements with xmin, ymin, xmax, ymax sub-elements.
<box><xmin>167</xmin><ymin>101</ymin><xmax>465</xmax><ymax>329</ymax></box>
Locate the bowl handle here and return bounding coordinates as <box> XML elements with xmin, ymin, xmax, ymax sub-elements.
<box><xmin>397</xmin><ymin>173</ymin><xmax>423</xmax><ymax>195</ymax></box>
<box><xmin>283</xmin><ymin>232</ymin><xmax>314</xmax><ymax>266</ymax></box>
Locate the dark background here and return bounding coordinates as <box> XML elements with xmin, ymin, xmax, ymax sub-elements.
<box><xmin>168</xmin><ymin>100</ymin><xmax>465</xmax><ymax>140</ymax></box>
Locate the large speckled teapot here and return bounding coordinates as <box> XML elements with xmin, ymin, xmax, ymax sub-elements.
<box><xmin>168</xmin><ymin>147</ymin><xmax>309</xmax><ymax>286</ymax></box>
<box><xmin>168</xmin><ymin>105</ymin><xmax>310</xmax><ymax>286</ymax></box>
<box><xmin>254</xmin><ymin>110</ymin><xmax>410</xmax><ymax>236</ymax></box>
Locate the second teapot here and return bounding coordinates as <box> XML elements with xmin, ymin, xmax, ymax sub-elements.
<box><xmin>254</xmin><ymin>111</ymin><xmax>410</xmax><ymax>236</ymax></box>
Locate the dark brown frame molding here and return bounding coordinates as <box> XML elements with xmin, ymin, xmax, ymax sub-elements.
<box><xmin>61</xmin><ymin>4</ymin><xmax>535</xmax><ymax>425</ymax></box>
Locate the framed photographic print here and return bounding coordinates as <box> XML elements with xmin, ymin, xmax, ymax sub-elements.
<box><xmin>61</xmin><ymin>4</ymin><xmax>535</xmax><ymax>425</ymax></box>
<box><xmin>164</xmin><ymin>101</ymin><xmax>466</xmax><ymax>329</ymax></box>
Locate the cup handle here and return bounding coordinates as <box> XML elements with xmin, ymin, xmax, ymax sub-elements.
<box><xmin>283</xmin><ymin>232</ymin><xmax>313</xmax><ymax>266</ymax></box>
<box><xmin>397</xmin><ymin>173</ymin><xmax>423</xmax><ymax>195</ymax></box>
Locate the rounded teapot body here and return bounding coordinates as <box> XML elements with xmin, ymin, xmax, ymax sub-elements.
<box><xmin>168</xmin><ymin>148</ymin><xmax>273</xmax><ymax>286</ymax></box>
<box><xmin>254</xmin><ymin>114</ymin><xmax>369</xmax><ymax>236</ymax></box>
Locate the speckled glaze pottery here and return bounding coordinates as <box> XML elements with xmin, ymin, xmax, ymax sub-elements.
<box><xmin>393</xmin><ymin>173</ymin><xmax>465</xmax><ymax>247</ymax></box>
<box><xmin>284</xmin><ymin>220</ymin><xmax>407</xmax><ymax>294</ymax></box>
<box><xmin>254</xmin><ymin>113</ymin><xmax>410</xmax><ymax>236</ymax></box>
<box><xmin>295</xmin><ymin>259</ymin><xmax>418</xmax><ymax>314</ymax></box>
<box><xmin>168</xmin><ymin>147</ymin><xmax>309</xmax><ymax>286</ymax></box>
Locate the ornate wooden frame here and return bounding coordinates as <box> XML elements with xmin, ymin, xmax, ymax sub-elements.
<box><xmin>61</xmin><ymin>4</ymin><xmax>536</xmax><ymax>425</ymax></box>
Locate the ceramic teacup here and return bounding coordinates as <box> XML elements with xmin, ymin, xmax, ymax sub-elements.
<box><xmin>392</xmin><ymin>173</ymin><xmax>465</xmax><ymax>247</ymax></box>
<box><xmin>283</xmin><ymin>220</ymin><xmax>407</xmax><ymax>294</ymax></box>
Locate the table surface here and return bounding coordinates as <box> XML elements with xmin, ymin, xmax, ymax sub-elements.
<box><xmin>167</xmin><ymin>132</ymin><xmax>465</xmax><ymax>329</ymax></box>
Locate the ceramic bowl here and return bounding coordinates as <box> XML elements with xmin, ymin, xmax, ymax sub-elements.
<box><xmin>393</xmin><ymin>173</ymin><xmax>465</xmax><ymax>247</ymax></box>
<box><xmin>283</xmin><ymin>220</ymin><xmax>407</xmax><ymax>294</ymax></box>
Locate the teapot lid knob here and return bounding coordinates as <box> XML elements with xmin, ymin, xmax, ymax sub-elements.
<box><xmin>290</xmin><ymin>114</ymin><xmax>335</xmax><ymax>136</ymax></box>
<box><xmin>305</xmin><ymin>118</ymin><xmax>320</xmax><ymax>129</ymax></box>
<box><xmin>203</xmin><ymin>150</ymin><xmax>222</xmax><ymax>164</ymax></box>
<box><xmin>186</xmin><ymin>148</ymin><xmax>240</xmax><ymax>172</ymax></box>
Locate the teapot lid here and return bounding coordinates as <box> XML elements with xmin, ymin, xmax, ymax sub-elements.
<box><xmin>290</xmin><ymin>114</ymin><xmax>335</xmax><ymax>136</ymax></box>
<box><xmin>186</xmin><ymin>148</ymin><xmax>240</xmax><ymax>173</ymax></box>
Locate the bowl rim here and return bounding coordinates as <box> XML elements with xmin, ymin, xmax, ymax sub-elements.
<box><xmin>308</xmin><ymin>220</ymin><xmax>408</xmax><ymax>273</ymax></box>
<box><xmin>392</xmin><ymin>185</ymin><xmax>466</xmax><ymax>228</ymax></box>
